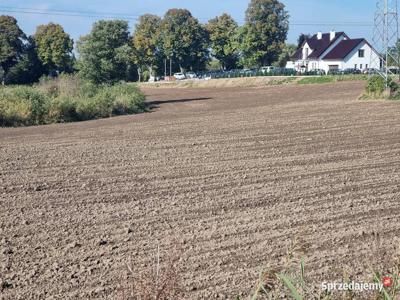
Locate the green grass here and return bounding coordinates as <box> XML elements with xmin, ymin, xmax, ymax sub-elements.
<box><xmin>297</xmin><ymin>74</ymin><xmax>368</xmax><ymax>85</ymax></box>
<box><xmin>297</xmin><ymin>76</ymin><xmax>336</xmax><ymax>85</ymax></box>
<box><xmin>0</xmin><ymin>75</ymin><xmax>146</xmax><ymax>127</ymax></box>
<box><xmin>266</xmin><ymin>77</ymin><xmax>297</xmax><ymax>86</ymax></box>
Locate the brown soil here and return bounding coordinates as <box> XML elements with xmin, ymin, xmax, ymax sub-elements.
<box><xmin>1</xmin><ymin>81</ymin><xmax>400</xmax><ymax>299</ymax></box>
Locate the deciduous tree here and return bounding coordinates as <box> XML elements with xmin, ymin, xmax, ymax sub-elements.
<box><xmin>161</xmin><ymin>9</ymin><xmax>209</xmax><ymax>72</ymax></box>
<box><xmin>34</xmin><ymin>23</ymin><xmax>74</xmax><ymax>75</ymax></box>
<box><xmin>206</xmin><ymin>13</ymin><xmax>239</xmax><ymax>70</ymax></box>
<box><xmin>0</xmin><ymin>16</ymin><xmax>26</xmax><ymax>85</ymax></box>
<box><xmin>275</xmin><ymin>43</ymin><xmax>297</xmax><ymax>67</ymax></box>
<box><xmin>237</xmin><ymin>0</ymin><xmax>289</xmax><ymax>68</ymax></box>
<box><xmin>132</xmin><ymin>14</ymin><xmax>162</xmax><ymax>82</ymax></box>
<box><xmin>297</xmin><ymin>33</ymin><xmax>311</xmax><ymax>49</ymax></box>
<box><xmin>77</xmin><ymin>20</ymin><xmax>131</xmax><ymax>84</ymax></box>
<box><xmin>5</xmin><ymin>37</ymin><xmax>45</xmax><ymax>85</ymax></box>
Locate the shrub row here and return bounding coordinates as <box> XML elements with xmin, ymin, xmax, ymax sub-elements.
<box><xmin>0</xmin><ymin>75</ymin><xmax>146</xmax><ymax>127</ymax></box>
<box><xmin>362</xmin><ymin>75</ymin><xmax>400</xmax><ymax>100</ymax></box>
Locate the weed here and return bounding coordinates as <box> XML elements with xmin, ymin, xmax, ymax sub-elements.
<box><xmin>121</xmin><ymin>246</ymin><xmax>183</xmax><ymax>300</ymax></box>
<box><xmin>0</xmin><ymin>75</ymin><xmax>145</xmax><ymax>127</ymax></box>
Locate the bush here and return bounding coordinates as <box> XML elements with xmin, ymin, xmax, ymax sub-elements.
<box><xmin>0</xmin><ymin>89</ymin><xmax>31</xmax><ymax>126</ymax></box>
<box><xmin>0</xmin><ymin>75</ymin><xmax>146</xmax><ymax>127</ymax></box>
<box><xmin>111</xmin><ymin>84</ymin><xmax>146</xmax><ymax>115</ymax></box>
<box><xmin>366</xmin><ymin>75</ymin><xmax>386</xmax><ymax>97</ymax></box>
<box><xmin>362</xmin><ymin>75</ymin><xmax>400</xmax><ymax>100</ymax></box>
<box><xmin>49</xmin><ymin>96</ymin><xmax>78</xmax><ymax>122</ymax></box>
<box><xmin>0</xmin><ymin>86</ymin><xmax>50</xmax><ymax>126</ymax></box>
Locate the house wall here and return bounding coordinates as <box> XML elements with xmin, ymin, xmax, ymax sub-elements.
<box><xmin>319</xmin><ymin>42</ymin><xmax>380</xmax><ymax>73</ymax></box>
<box><xmin>319</xmin><ymin>60</ymin><xmax>344</xmax><ymax>73</ymax></box>
<box><xmin>343</xmin><ymin>41</ymin><xmax>380</xmax><ymax>70</ymax></box>
<box><xmin>302</xmin><ymin>42</ymin><xmax>313</xmax><ymax>59</ymax></box>
<box><xmin>289</xmin><ymin>35</ymin><xmax>348</xmax><ymax>72</ymax></box>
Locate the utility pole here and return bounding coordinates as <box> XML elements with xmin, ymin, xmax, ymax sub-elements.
<box><xmin>371</xmin><ymin>0</ymin><xmax>400</xmax><ymax>86</ymax></box>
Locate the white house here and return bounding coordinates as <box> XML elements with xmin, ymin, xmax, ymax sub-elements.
<box><xmin>286</xmin><ymin>31</ymin><xmax>381</xmax><ymax>74</ymax></box>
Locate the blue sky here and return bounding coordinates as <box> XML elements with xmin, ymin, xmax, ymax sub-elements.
<box><xmin>0</xmin><ymin>0</ymin><xmax>375</xmax><ymax>45</ymax></box>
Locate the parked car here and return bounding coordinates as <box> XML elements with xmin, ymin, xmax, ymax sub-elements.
<box><xmin>173</xmin><ymin>72</ymin><xmax>186</xmax><ymax>80</ymax></box>
<box><xmin>388</xmin><ymin>67</ymin><xmax>400</xmax><ymax>74</ymax></box>
<box><xmin>186</xmin><ymin>71</ymin><xmax>197</xmax><ymax>79</ymax></box>
<box><xmin>362</xmin><ymin>68</ymin><xmax>377</xmax><ymax>74</ymax></box>
<box><xmin>260</xmin><ymin>66</ymin><xmax>276</xmax><ymax>73</ymax></box>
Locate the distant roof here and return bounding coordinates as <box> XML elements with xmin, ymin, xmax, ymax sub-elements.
<box><xmin>290</xmin><ymin>32</ymin><xmax>374</xmax><ymax>61</ymax></box>
<box><xmin>306</xmin><ymin>32</ymin><xmax>347</xmax><ymax>59</ymax></box>
<box><xmin>322</xmin><ymin>38</ymin><xmax>365</xmax><ymax>59</ymax></box>
<box><xmin>291</xmin><ymin>48</ymin><xmax>303</xmax><ymax>60</ymax></box>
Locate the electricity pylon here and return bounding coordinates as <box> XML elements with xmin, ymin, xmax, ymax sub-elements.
<box><xmin>371</xmin><ymin>0</ymin><xmax>400</xmax><ymax>85</ymax></box>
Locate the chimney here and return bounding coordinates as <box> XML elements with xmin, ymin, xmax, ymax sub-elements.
<box><xmin>330</xmin><ymin>30</ymin><xmax>336</xmax><ymax>41</ymax></box>
<box><xmin>317</xmin><ymin>31</ymin><xmax>322</xmax><ymax>40</ymax></box>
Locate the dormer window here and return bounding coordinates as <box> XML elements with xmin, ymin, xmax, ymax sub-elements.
<box><xmin>304</xmin><ymin>48</ymin><xmax>309</xmax><ymax>59</ymax></box>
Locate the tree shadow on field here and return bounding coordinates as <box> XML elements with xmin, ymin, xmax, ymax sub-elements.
<box><xmin>146</xmin><ymin>97</ymin><xmax>212</xmax><ymax>110</ymax></box>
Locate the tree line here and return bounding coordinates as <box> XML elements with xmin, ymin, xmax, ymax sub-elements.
<box><xmin>0</xmin><ymin>0</ymin><xmax>291</xmax><ymax>85</ymax></box>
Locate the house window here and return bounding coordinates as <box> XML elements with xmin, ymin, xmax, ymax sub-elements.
<box><xmin>360</xmin><ymin>64</ymin><xmax>363</xmax><ymax>69</ymax></box>
<box><xmin>355</xmin><ymin>64</ymin><xmax>357</xmax><ymax>69</ymax></box>
<box><xmin>304</xmin><ymin>48</ymin><xmax>309</xmax><ymax>59</ymax></box>
<box><xmin>366</xmin><ymin>64</ymin><xmax>368</xmax><ymax>69</ymax></box>
<box><xmin>358</xmin><ymin>49</ymin><xmax>365</xmax><ymax>58</ymax></box>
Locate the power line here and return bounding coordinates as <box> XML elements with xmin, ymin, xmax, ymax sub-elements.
<box><xmin>0</xmin><ymin>9</ymin><xmax>140</xmax><ymax>20</ymax></box>
<box><xmin>0</xmin><ymin>6</ymin><xmax>374</xmax><ymax>27</ymax></box>
<box><xmin>0</xmin><ymin>6</ymin><xmax>142</xmax><ymax>19</ymax></box>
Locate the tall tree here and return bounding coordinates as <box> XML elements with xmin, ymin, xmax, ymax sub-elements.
<box><xmin>206</xmin><ymin>13</ymin><xmax>239</xmax><ymax>70</ymax></box>
<box><xmin>0</xmin><ymin>16</ymin><xmax>26</xmax><ymax>85</ymax></box>
<box><xmin>274</xmin><ymin>43</ymin><xmax>297</xmax><ymax>67</ymax></box>
<box><xmin>297</xmin><ymin>33</ymin><xmax>311</xmax><ymax>49</ymax></box>
<box><xmin>34</xmin><ymin>23</ymin><xmax>74</xmax><ymax>75</ymax></box>
<box><xmin>237</xmin><ymin>0</ymin><xmax>289</xmax><ymax>68</ymax></box>
<box><xmin>161</xmin><ymin>9</ymin><xmax>209</xmax><ymax>72</ymax></box>
<box><xmin>5</xmin><ymin>37</ymin><xmax>45</xmax><ymax>85</ymax></box>
<box><xmin>77</xmin><ymin>20</ymin><xmax>131</xmax><ymax>84</ymax></box>
<box><xmin>132</xmin><ymin>14</ymin><xmax>162</xmax><ymax>82</ymax></box>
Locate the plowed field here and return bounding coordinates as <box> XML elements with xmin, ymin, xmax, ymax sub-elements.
<box><xmin>1</xmin><ymin>81</ymin><xmax>400</xmax><ymax>299</ymax></box>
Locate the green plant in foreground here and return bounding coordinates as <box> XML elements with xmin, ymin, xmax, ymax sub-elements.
<box><xmin>366</xmin><ymin>75</ymin><xmax>386</xmax><ymax>97</ymax></box>
<box><xmin>361</xmin><ymin>75</ymin><xmax>400</xmax><ymax>100</ymax></box>
<box><xmin>373</xmin><ymin>266</ymin><xmax>400</xmax><ymax>300</ymax></box>
<box><xmin>236</xmin><ymin>260</ymin><xmax>400</xmax><ymax>300</ymax></box>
